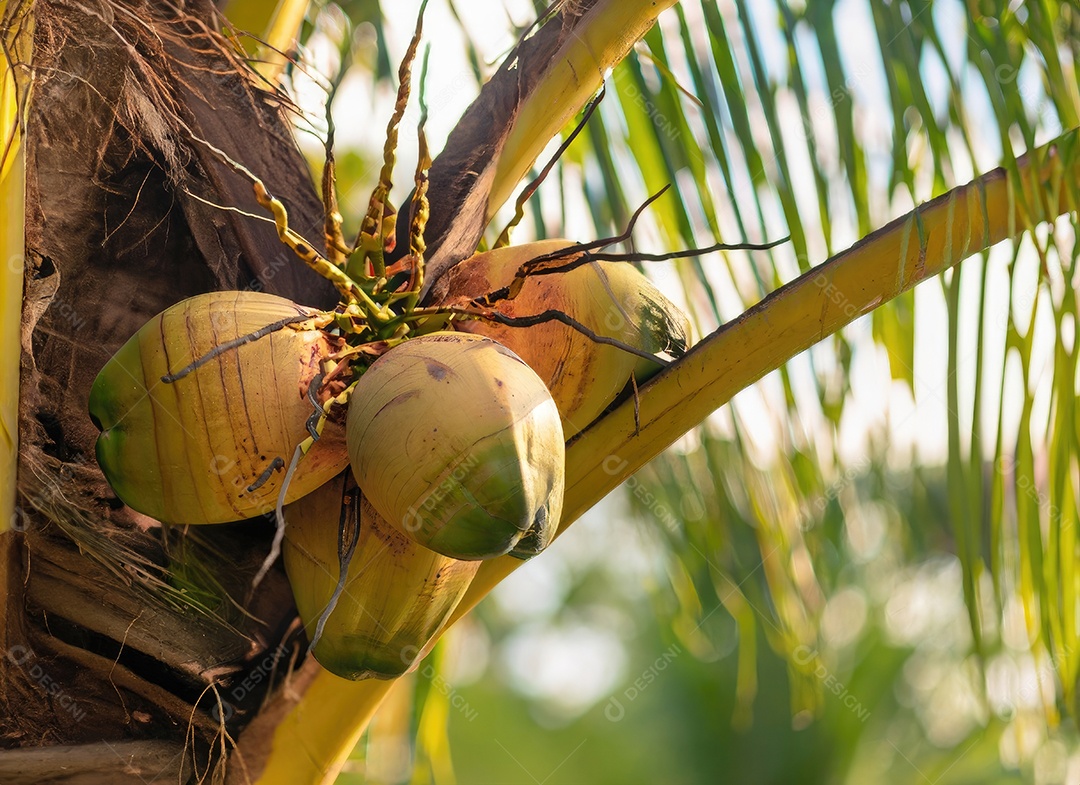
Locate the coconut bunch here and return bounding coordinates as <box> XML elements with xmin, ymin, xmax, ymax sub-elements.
<box><xmin>86</xmin><ymin>17</ymin><xmax>698</xmax><ymax>682</ymax></box>
<box><xmin>87</xmin><ymin>234</ymin><xmax>691</xmax><ymax>679</ymax></box>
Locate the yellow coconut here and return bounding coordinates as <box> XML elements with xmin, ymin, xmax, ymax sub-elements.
<box><xmin>90</xmin><ymin>291</ymin><xmax>348</xmax><ymax>524</ymax></box>
<box><xmin>283</xmin><ymin>473</ymin><xmax>479</xmax><ymax>680</ymax></box>
<box><xmin>347</xmin><ymin>332</ymin><xmax>564</xmax><ymax>560</ymax></box>
<box><xmin>437</xmin><ymin>239</ymin><xmax>691</xmax><ymax>437</ymax></box>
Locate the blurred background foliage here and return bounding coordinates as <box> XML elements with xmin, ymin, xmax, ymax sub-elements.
<box><xmin>224</xmin><ymin>0</ymin><xmax>1080</xmax><ymax>782</ymax></box>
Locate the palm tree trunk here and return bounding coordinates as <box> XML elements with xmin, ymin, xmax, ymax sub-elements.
<box><xmin>1</xmin><ymin>0</ymin><xmax>332</xmax><ymax>776</ymax></box>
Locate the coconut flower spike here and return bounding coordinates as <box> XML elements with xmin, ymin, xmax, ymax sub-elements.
<box><xmin>351</xmin><ymin>0</ymin><xmax>428</xmax><ymax>282</ymax></box>
<box><xmin>320</xmin><ymin>33</ymin><xmax>355</xmax><ymax>269</ymax></box>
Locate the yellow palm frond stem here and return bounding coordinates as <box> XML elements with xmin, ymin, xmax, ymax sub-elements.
<box><xmin>0</xmin><ymin>155</ymin><xmax>22</xmax><ymax>536</ymax></box>
<box><xmin>224</xmin><ymin>0</ymin><xmax>311</xmax><ymax>86</ymax></box>
<box><xmin>487</xmin><ymin>0</ymin><xmax>680</xmax><ymax>222</ymax></box>
<box><xmin>461</xmin><ymin>127</ymin><xmax>1080</xmax><ymax>609</ymax></box>
<box><xmin>1</xmin><ymin>0</ymin><xmax>31</xmax><ymax>535</ymax></box>
<box><xmin>236</xmin><ymin>122</ymin><xmax>1080</xmax><ymax>785</ymax></box>
<box><xmin>257</xmin><ymin>0</ymin><xmax>312</xmax><ymax>86</ymax></box>
<box><xmin>1</xmin><ymin>0</ymin><xmax>32</xmax><ymax>693</ymax></box>
<box><xmin>228</xmin><ymin>659</ymin><xmax>395</xmax><ymax>785</ymax></box>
